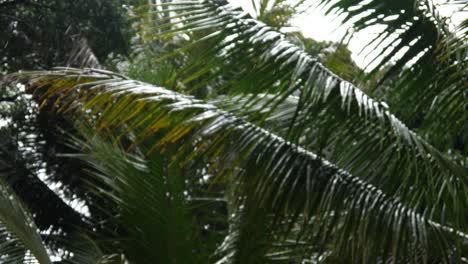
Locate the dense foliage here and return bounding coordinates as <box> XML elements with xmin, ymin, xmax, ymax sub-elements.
<box><xmin>0</xmin><ymin>0</ymin><xmax>467</xmax><ymax>263</ymax></box>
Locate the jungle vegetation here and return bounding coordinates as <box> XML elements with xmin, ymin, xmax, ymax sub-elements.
<box><xmin>0</xmin><ymin>0</ymin><xmax>467</xmax><ymax>263</ymax></box>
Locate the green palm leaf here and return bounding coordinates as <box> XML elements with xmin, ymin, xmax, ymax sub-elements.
<box><xmin>390</xmin><ymin>14</ymin><xmax>468</xmax><ymax>149</ymax></box>
<box><xmin>0</xmin><ymin>176</ymin><xmax>51</xmax><ymax>263</ymax></box>
<box><xmin>317</xmin><ymin>0</ymin><xmax>449</xmax><ymax>73</ymax></box>
<box><xmin>64</xmin><ymin>127</ymin><xmax>202</xmax><ymax>264</ymax></box>
<box><xmin>130</xmin><ymin>0</ymin><xmax>468</xmax><ymax>228</ymax></box>
<box><xmin>314</xmin><ymin>0</ymin><xmax>468</xmax><ymax>146</ymax></box>
<box><xmin>9</xmin><ymin>68</ymin><xmax>468</xmax><ymax>262</ymax></box>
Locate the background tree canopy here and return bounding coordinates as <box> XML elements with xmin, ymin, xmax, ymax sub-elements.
<box><xmin>0</xmin><ymin>0</ymin><xmax>467</xmax><ymax>263</ymax></box>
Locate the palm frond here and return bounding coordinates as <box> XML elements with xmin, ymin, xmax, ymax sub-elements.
<box><xmin>389</xmin><ymin>15</ymin><xmax>468</xmax><ymax>150</ymax></box>
<box><xmin>63</xmin><ymin>126</ymin><xmax>202</xmax><ymax>264</ymax></box>
<box><xmin>0</xmin><ymin>122</ymin><xmax>91</xmax><ymax>233</ymax></box>
<box><xmin>314</xmin><ymin>0</ymin><xmax>468</xmax><ymax>145</ymax></box>
<box><xmin>9</xmin><ymin>68</ymin><xmax>468</xmax><ymax>262</ymax></box>
<box><xmin>130</xmin><ymin>0</ymin><xmax>467</xmax><ymax>227</ymax></box>
<box><xmin>67</xmin><ymin>36</ymin><xmax>101</xmax><ymax>69</ymax></box>
<box><xmin>316</xmin><ymin>0</ymin><xmax>449</xmax><ymax>73</ymax></box>
<box><xmin>0</xmin><ymin>178</ymin><xmax>51</xmax><ymax>263</ymax></box>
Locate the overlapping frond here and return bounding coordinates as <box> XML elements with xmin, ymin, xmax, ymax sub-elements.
<box><xmin>9</xmin><ymin>68</ymin><xmax>468</xmax><ymax>262</ymax></box>
<box><xmin>67</xmin><ymin>36</ymin><xmax>101</xmax><ymax>69</ymax></box>
<box><xmin>391</xmin><ymin>14</ymin><xmax>468</xmax><ymax>149</ymax></box>
<box><xmin>0</xmin><ymin>175</ymin><xmax>51</xmax><ymax>263</ymax></box>
<box><xmin>316</xmin><ymin>0</ymin><xmax>449</xmax><ymax>73</ymax></box>
<box><xmin>314</xmin><ymin>0</ymin><xmax>468</xmax><ymax>146</ymax></box>
<box><xmin>131</xmin><ymin>0</ymin><xmax>468</xmax><ymax>228</ymax></box>
<box><xmin>65</xmin><ymin>127</ymin><xmax>201</xmax><ymax>264</ymax></box>
<box><xmin>0</xmin><ymin>0</ymin><xmax>465</xmax><ymax>262</ymax></box>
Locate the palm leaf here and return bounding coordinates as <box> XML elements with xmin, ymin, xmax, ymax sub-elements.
<box><xmin>9</xmin><ymin>68</ymin><xmax>468</xmax><ymax>262</ymax></box>
<box><xmin>63</xmin><ymin>126</ymin><xmax>202</xmax><ymax>264</ymax></box>
<box><xmin>314</xmin><ymin>0</ymin><xmax>468</xmax><ymax>147</ymax></box>
<box><xmin>130</xmin><ymin>0</ymin><xmax>468</xmax><ymax>228</ymax></box>
<box><xmin>67</xmin><ymin>36</ymin><xmax>101</xmax><ymax>69</ymax></box>
<box><xmin>388</xmin><ymin>15</ymin><xmax>468</xmax><ymax>150</ymax></box>
<box><xmin>316</xmin><ymin>0</ymin><xmax>449</xmax><ymax>73</ymax></box>
<box><xmin>0</xmin><ymin>177</ymin><xmax>51</xmax><ymax>263</ymax></box>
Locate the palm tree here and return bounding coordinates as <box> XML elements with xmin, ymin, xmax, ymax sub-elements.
<box><xmin>0</xmin><ymin>0</ymin><xmax>467</xmax><ymax>263</ymax></box>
